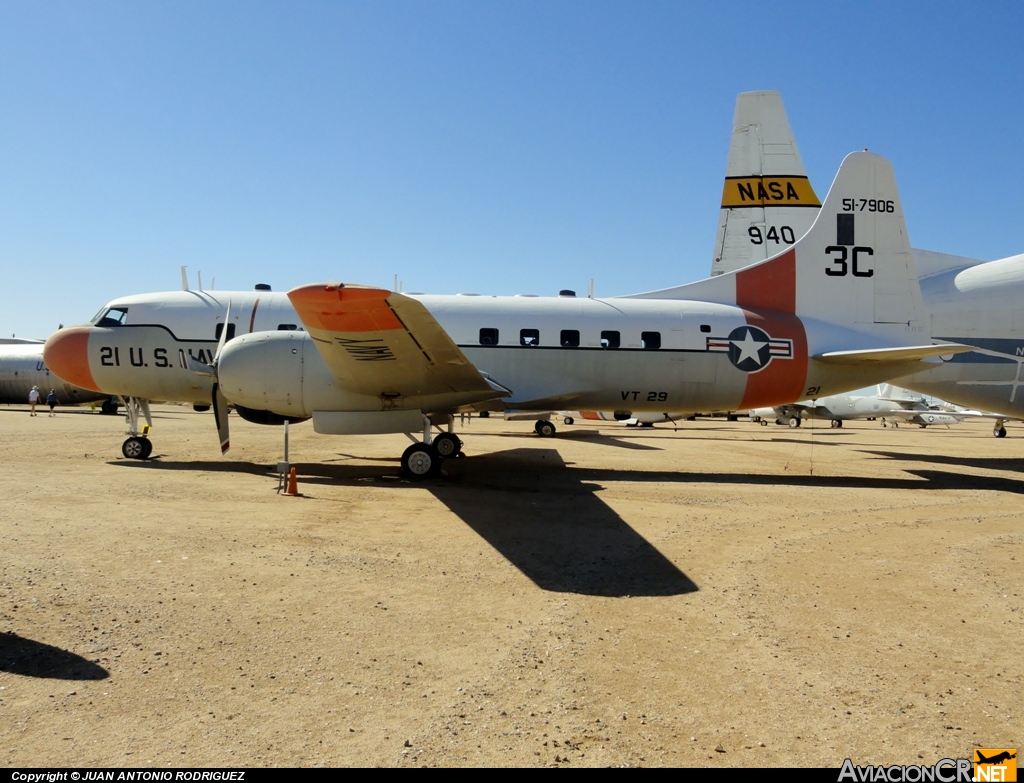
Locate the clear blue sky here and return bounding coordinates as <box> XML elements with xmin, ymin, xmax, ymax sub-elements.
<box><xmin>2</xmin><ymin>1</ymin><xmax>1023</xmax><ymax>338</ymax></box>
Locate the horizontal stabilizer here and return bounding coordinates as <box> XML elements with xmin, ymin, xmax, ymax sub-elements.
<box><xmin>814</xmin><ymin>344</ymin><xmax>973</xmax><ymax>365</ymax></box>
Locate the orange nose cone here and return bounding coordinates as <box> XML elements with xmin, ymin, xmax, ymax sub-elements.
<box><xmin>44</xmin><ymin>327</ymin><xmax>100</xmax><ymax>391</ymax></box>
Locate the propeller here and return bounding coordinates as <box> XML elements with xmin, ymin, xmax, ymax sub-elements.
<box><xmin>212</xmin><ymin>303</ymin><xmax>232</xmax><ymax>454</ymax></box>
<box><xmin>183</xmin><ymin>302</ymin><xmax>232</xmax><ymax>454</ymax></box>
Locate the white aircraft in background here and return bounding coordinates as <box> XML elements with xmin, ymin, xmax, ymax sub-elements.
<box><xmin>748</xmin><ymin>384</ymin><xmax>970</xmax><ymax>429</ymax></box>
<box><xmin>0</xmin><ymin>338</ymin><xmax>114</xmax><ymax>410</ymax></box>
<box><xmin>710</xmin><ymin>92</ymin><xmax>1024</xmax><ymax>435</ymax></box>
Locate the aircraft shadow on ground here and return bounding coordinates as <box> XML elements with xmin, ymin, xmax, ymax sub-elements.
<box><xmin>114</xmin><ymin>451</ymin><xmax>697</xmax><ymax>598</ymax></box>
<box><xmin>0</xmin><ymin>633</ymin><xmax>109</xmax><ymax>680</ymax></box>
<box><xmin>497</xmin><ymin>430</ymin><xmax>664</xmax><ymax>451</ymax></box>
<box><xmin>113</xmin><ymin>446</ymin><xmax>1024</xmax><ymax>594</ymax></box>
<box><xmin>430</xmin><ymin>448</ymin><xmax>696</xmax><ymax>597</ymax></box>
<box><xmin>862</xmin><ymin>450</ymin><xmax>1024</xmax><ymax>473</ymax></box>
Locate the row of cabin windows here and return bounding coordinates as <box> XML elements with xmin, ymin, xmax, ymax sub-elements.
<box><xmin>213</xmin><ymin>323</ymin><xmax>301</xmax><ymax>339</ymax></box>
<box><xmin>479</xmin><ymin>328</ymin><xmax>666</xmax><ymax>350</ymax></box>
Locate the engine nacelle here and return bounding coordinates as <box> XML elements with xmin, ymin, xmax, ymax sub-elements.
<box><xmin>219</xmin><ymin>331</ymin><xmax>313</xmax><ymax>417</ymax></box>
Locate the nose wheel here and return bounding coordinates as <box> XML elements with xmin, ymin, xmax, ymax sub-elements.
<box><xmin>122</xmin><ymin>436</ymin><xmax>152</xmax><ymax>460</ymax></box>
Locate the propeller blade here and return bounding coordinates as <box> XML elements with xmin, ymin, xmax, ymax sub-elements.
<box><xmin>214</xmin><ymin>301</ymin><xmax>232</xmax><ymax>365</ymax></box>
<box><xmin>212</xmin><ymin>382</ymin><xmax>230</xmax><ymax>454</ymax></box>
<box><xmin>208</xmin><ymin>301</ymin><xmax>233</xmax><ymax>454</ymax></box>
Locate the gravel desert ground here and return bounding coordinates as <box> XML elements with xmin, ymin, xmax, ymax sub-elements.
<box><xmin>1</xmin><ymin>405</ymin><xmax>1021</xmax><ymax>767</ymax></box>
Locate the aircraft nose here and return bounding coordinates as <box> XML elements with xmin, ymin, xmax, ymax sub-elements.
<box><xmin>43</xmin><ymin>327</ymin><xmax>100</xmax><ymax>391</ymax></box>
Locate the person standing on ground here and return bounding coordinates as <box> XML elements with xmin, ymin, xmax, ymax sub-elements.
<box><xmin>47</xmin><ymin>389</ymin><xmax>58</xmax><ymax>417</ymax></box>
<box><xmin>28</xmin><ymin>386</ymin><xmax>40</xmax><ymax>416</ymax></box>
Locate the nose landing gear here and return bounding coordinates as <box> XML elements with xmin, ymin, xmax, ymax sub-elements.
<box><xmin>120</xmin><ymin>397</ymin><xmax>154</xmax><ymax>460</ymax></box>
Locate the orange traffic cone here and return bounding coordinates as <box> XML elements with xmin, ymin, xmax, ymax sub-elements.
<box><xmin>281</xmin><ymin>466</ymin><xmax>301</xmax><ymax>497</ymax></box>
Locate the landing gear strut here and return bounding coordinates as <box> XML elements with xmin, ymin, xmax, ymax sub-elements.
<box><xmin>121</xmin><ymin>396</ymin><xmax>153</xmax><ymax>460</ymax></box>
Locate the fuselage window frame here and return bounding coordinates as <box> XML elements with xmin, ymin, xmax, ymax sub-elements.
<box><xmin>479</xmin><ymin>328</ymin><xmax>499</xmax><ymax>346</ymax></box>
<box><xmin>95</xmin><ymin>307</ymin><xmax>129</xmax><ymax>328</ymax></box>
<box><xmin>520</xmin><ymin>328</ymin><xmax>540</xmax><ymax>347</ymax></box>
<box><xmin>600</xmin><ymin>330</ymin><xmax>620</xmax><ymax>349</ymax></box>
<box><xmin>560</xmin><ymin>329</ymin><xmax>580</xmax><ymax>348</ymax></box>
<box><xmin>641</xmin><ymin>331</ymin><xmax>661</xmax><ymax>350</ymax></box>
<box><xmin>215</xmin><ymin>323</ymin><xmax>237</xmax><ymax>341</ymax></box>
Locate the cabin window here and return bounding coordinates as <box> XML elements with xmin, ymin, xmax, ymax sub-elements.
<box><xmin>641</xmin><ymin>331</ymin><xmax>661</xmax><ymax>350</ymax></box>
<box><xmin>560</xmin><ymin>330</ymin><xmax>580</xmax><ymax>347</ymax></box>
<box><xmin>479</xmin><ymin>328</ymin><xmax>499</xmax><ymax>346</ymax></box>
<box><xmin>277</xmin><ymin>324</ymin><xmax>298</xmax><ymax>331</ymax></box>
<box><xmin>520</xmin><ymin>328</ymin><xmax>540</xmax><ymax>346</ymax></box>
<box><xmin>700</xmin><ymin>324</ymin><xmax>711</xmax><ymax>333</ymax></box>
<box><xmin>600</xmin><ymin>330</ymin><xmax>620</xmax><ymax>349</ymax></box>
<box><xmin>215</xmin><ymin>323</ymin><xmax>236</xmax><ymax>341</ymax></box>
<box><xmin>94</xmin><ymin>307</ymin><xmax>128</xmax><ymax>327</ymax></box>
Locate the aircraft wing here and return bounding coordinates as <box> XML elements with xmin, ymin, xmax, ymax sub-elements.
<box><xmin>288</xmin><ymin>283</ymin><xmax>504</xmax><ymax>401</ymax></box>
<box><xmin>813</xmin><ymin>344</ymin><xmax>973</xmax><ymax>365</ymax></box>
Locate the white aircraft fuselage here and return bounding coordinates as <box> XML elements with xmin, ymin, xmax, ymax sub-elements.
<box><xmin>0</xmin><ymin>342</ymin><xmax>109</xmax><ymax>406</ymax></box>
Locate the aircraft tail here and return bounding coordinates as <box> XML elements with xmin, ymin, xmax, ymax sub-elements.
<box><xmin>710</xmin><ymin>91</ymin><xmax>821</xmax><ymax>277</ymax></box>
<box><xmin>632</xmin><ymin>151</ymin><xmax>929</xmax><ymax>345</ymax></box>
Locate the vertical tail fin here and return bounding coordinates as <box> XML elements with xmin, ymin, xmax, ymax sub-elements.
<box><xmin>634</xmin><ymin>151</ymin><xmax>927</xmax><ymax>344</ymax></box>
<box><xmin>711</xmin><ymin>91</ymin><xmax>821</xmax><ymax>277</ymax></box>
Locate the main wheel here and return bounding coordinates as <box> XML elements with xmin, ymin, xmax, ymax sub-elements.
<box><xmin>760</xmin><ymin>420</ymin><xmax>768</xmax><ymax>426</ymax></box>
<box><xmin>788</xmin><ymin>418</ymin><xmax>801</xmax><ymax>428</ymax></box>
<box><xmin>536</xmin><ymin>420</ymin><xmax>556</xmax><ymax>438</ymax></box>
<box><xmin>563</xmin><ymin>416</ymin><xmax>574</xmax><ymax>425</ymax></box>
<box><xmin>122</xmin><ymin>436</ymin><xmax>149</xmax><ymax>460</ymax></box>
<box><xmin>433</xmin><ymin>433</ymin><xmax>462</xmax><ymax>459</ymax></box>
<box><xmin>995</xmin><ymin>426</ymin><xmax>1008</xmax><ymax>438</ymax></box>
<box><xmin>100</xmin><ymin>398</ymin><xmax>119</xmax><ymax>415</ymax></box>
<box><xmin>402</xmin><ymin>443</ymin><xmax>440</xmax><ymax>479</ymax></box>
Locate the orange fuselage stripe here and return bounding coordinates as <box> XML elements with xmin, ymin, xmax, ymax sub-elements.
<box><xmin>735</xmin><ymin>250</ymin><xmax>808</xmax><ymax>409</ymax></box>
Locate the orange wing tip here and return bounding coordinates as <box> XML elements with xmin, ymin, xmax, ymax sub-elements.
<box><xmin>288</xmin><ymin>283</ymin><xmax>403</xmax><ymax>333</ymax></box>
<box><xmin>42</xmin><ymin>327</ymin><xmax>100</xmax><ymax>392</ymax></box>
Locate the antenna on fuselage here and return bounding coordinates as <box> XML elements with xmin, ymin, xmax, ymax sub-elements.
<box><xmin>198</xmin><ymin>271</ymin><xmax>203</xmax><ymax>292</ymax></box>
<box><xmin>181</xmin><ymin>266</ymin><xmax>189</xmax><ymax>292</ymax></box>
<box><xmin>588</xmin><ymin>278</ymin><xmax>594</xmax><ymax>299</ymax></box>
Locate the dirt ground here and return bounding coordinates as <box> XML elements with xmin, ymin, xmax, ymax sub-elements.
<box><xmin>0</xmin><ymin>404</ymin><xmax>1020</xmax><ymax>767</ymax></box>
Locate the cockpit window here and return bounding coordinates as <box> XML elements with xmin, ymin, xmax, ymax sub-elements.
<box><xmin>93</xmin><ymin>307</ymin><xmax>128</xmax><ymax>327</ymax></box>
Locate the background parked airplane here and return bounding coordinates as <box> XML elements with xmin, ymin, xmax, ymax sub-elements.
<box><xmin>0</xmin><ymin>338</ymin><xmax>114</xmax><ymax>410</ymax></box>
<box><xmin>749</xmin><ymin>384</ymin><xmax>968</xmax><ymax>429</ymax></box>
<box><xmin>711</xmin><ymin>92</ymin><xmax>1024</xmax><ymax>431</ymax></box>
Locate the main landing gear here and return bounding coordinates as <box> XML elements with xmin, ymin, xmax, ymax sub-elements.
<box><xmin>120</xmin><ymin>396</ymin><xmax>153</xmax><ymax>460</ymax></box>
<box><xmin>534</xmin><ymin>419</ymin><xmax>556</xmax><ymax>438</ymax></box>
<box><xmin>830</xmin><ymin>419</ymin><xmax>843</xmax><ymax>428</ymax></box>
<box><xmin>400</xmin><ymin>415</ymin><xmax>464</xmax><ymax>480</ymax></box>
<box><xmin>994</xmin><ymin>420</ymin><xmax>1008</xmax><ymax>438</ymax></box>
